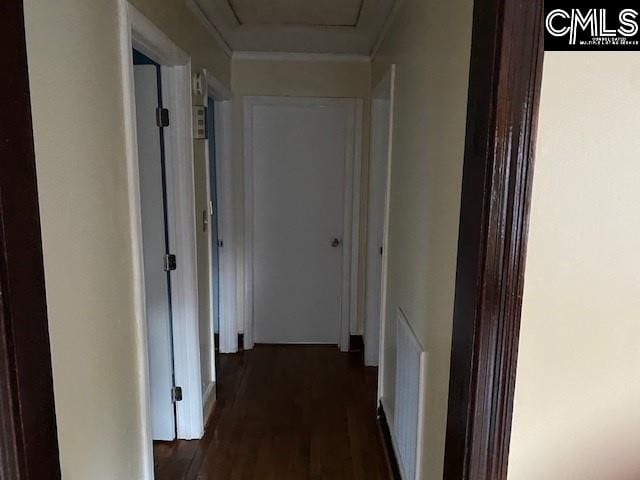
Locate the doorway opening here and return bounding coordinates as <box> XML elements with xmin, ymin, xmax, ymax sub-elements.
<box><xmin>132</xmin><ymin>48</ymin><xmax>178</xmax><ymax>442</ymax></box>
<box><xmin>119</xmin><ymin>2</ymin><xmax>204</xmax><ymax>476</ymax></box>
<box><xmin>201</xmin><ymin>73</ymin><xmax>235</xmax><ymax>426</ymax></box>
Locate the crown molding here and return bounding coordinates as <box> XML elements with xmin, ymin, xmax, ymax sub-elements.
<box><xmin>370</xmin><ymin>0</ymin><xmax>404</xmax><ymax>58</ymax></box>
<box><xmin>232</xmin><ymin>51</ymin><xmax>371</xmax><ymax>63</ymax></box>
<box><xmin>186</xmin><ymin>0</ymin><xmax>233</xmax><ymax>57</ymax></box>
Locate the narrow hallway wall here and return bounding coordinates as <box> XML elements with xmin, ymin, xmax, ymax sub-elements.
<box><xmin>23</xmin><ymin>0</ymin><xmax>230</xmax><ymax>477</ymax></box>
<box><xmin>371</xmin><ymin>0</ymin><xmax>474</xmax><ymax>477</ymax></box>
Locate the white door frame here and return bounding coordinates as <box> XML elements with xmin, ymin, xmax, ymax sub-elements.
<box><xmin>118</xmin><ymin>2</ymin><xmax>203</xmax><ymax>477</ymax></box>
<box><xmin>203</xmin><ymin>73</ymin><xmax>237</xmax><ymax>356</ymax></box>
<box><xmin>243</xmin><ymin>96</ymin><xmax>363</xmax><ymax>352</ymax></box>
<box><xmin>366</xmin><ymin>66</ymin><xmax>396</xmax><ymax>398</ymax></box>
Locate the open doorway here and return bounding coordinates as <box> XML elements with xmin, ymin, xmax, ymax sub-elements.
<box><xmin>201</xmin><ymin>72</ymin><xmax>235</xmax><ymax>423</ymax></box>
<box><xmin>202</xmin><ymin>71</ymin><xmax>236</xmax><ymax>357</ymax></box>
<box><xmin>207</xmin><ymin>95</ymin><xmax>220</xmax><ymax>354</ymax></box>
<box><xmin>132</xmin><ymin>48</ymin><xmax>177</xmax><ymax>441</ymax></box>
<box><xmin>119</xmin><ymin>3</ymin><xmax>205</xmax><ymax>476</ymax></box>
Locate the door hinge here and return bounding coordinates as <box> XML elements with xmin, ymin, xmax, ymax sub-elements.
<box><xmin>171</xmin><ymin>386</ymin><xmax>183</xmax><ymax>403</ymax></box>
<box><xmin>208</xmin><ymin>200</ymin><xmax>214</xmax><ymax>216</ymax></box>
<box><xmin>164</xmin><ymin>253</ymin><xmax>177</xmax><ymax>272</ymax></box>
<box><xmin>156</xmin><ymin>107</ymin><xmax>170</xmax><ymax>127</ymax></box>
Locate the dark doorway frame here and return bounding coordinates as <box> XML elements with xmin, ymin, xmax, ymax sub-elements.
<box><xmin>0</xmin><ymin>1</ymin><xmax>61</xmax><ymax>479</ymax></box>
<box><xmin>443</xmin><ymin>0</ymin><xmax>544</xmax><ymax>479</ymax></box>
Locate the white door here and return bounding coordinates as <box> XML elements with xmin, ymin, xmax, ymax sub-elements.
<box><xmin>249</xmin><ymin>100</ymin><xmax>350</xmax><ymax>344</ymax></box>
<box><xmin>134</xmin><ymin>65</ymin><xmax>175</xmax><ymax>441</ymax></box>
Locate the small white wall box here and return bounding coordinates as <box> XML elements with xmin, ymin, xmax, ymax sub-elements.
<box><xmin>193</xmin><ymin>106</ymin><xmax>207</xmax><ymax>139</ymax></box>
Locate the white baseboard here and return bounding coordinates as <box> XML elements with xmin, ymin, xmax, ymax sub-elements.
<box><xmin>202</xmin><ymin>382</ymin><xmax>216</xmax><ymax>429</ymax></box>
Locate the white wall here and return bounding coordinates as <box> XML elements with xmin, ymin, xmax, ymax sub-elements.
<box><xmin>371</xmin><ymin>0</ymin><xmax>473</xmax><ymax>477</ymax></box>
<box><xmin>23</xmin><ymin>0</ymin><xmax>229</xmax><ymax>477</ymax></box>
<box><xmin>231</xmin><ymin>56</ymin><xmax>372</xmax><ymax>334</ymax></box>
<box><xmin>508</xmin><ymin>52</ymin><xmax>640</xmax><ymax>480</ymax></box>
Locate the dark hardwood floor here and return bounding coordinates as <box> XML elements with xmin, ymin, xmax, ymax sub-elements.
<box><xmin>154</xmin><ymin>345</ymin><xmax>391</xmax><ymax>480</ymax></box>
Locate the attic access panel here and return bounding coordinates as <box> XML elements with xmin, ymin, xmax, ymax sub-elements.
<box><xmin>228</xmin><ymin>0</ymin><xmax>364</xmax><ymax>27</ymax></box>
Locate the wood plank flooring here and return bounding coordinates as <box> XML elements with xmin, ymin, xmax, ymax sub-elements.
<box><xmin>154</xmin><ymin>345</ymin><xmax>391</xmax><ymax>480</ymax></box>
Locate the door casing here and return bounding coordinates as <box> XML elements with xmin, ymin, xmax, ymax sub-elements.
<box><xmin>118</xmin><ymin>4</ymin><xmax>204</xmax><ymax>477</ymax></box>
<box><xmin>203</xmin><ymin>73</ymin><xmax>236</xmax><ymax>358</ymax></box>
<box><xmin>364</xmin><ymin>65</ymin><xmax>396</xmax><ymax>372</ymax></box>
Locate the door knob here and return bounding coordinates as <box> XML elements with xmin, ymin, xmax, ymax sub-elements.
<box><xmin>331</xmin><ymin>238</ymin><xmax>341</xmax><ymax>248</ymax></box>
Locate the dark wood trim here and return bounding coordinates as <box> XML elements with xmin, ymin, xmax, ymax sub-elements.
<box><xmin>348</xmin><ymin>334</ymin><xmax>364</xmax><ymax>352</ymax></box>
<box><xmin>376</xmin><ymin>403</ymin><xmax>402</xmax><ymax>480</ymax></box>
<box><xmin>443</xmin><ymin>0</ymin><xmax>544</xmax><ymax>479</ymax></box>
<box><xmin>0</xmin><ymin>2</ymin><xmax>61</xmax><ymax>479</ymax></box>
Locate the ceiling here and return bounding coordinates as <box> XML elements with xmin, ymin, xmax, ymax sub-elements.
<box><xmin>192</xmin><ymin>0</ymin><xmax>396</xmax><ymax>55</ymax></box>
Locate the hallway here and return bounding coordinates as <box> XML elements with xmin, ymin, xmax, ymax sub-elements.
<box><xmin>153</xmin><ymin>346</ymin><xmax>392</xmax><ymax>480</ymax></box>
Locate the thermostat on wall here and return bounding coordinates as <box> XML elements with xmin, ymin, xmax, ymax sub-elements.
<box><xmin>193</xmin><ymin>106</ymin><xmax>207</xmax><ymax>139</ymax></box>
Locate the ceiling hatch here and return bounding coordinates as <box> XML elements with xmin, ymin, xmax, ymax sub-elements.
<box><xmin>228</xmin><ymin>0</ymin><xmax>365</xmax><ymax>27</ymax></box>
<box><xmin>191</xmin><ymin>0</ymin><xmax>397</xmax><ymax>54</ymax></box>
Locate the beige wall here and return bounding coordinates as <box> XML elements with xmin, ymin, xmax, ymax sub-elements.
<box><xmin>230</xmin><ymin>57</ymin><xmax>372</xmax><ymax>333</ymax></box>
<box><xmin>23</xmin><ymin>0</ymin><xmax>230</xmax><ymax>478</ymax></box>
<box><xmin>508</xmin><ymin>52</ymin><xmax>640</xmax><ymax>480</ymax></box>
<box><xmin>372</xmin><ymin>0</ymin><xmax>473</xmax><ymax>477</ymax></box>
<box><xmin>232</xmin><ymin>57</ymin><xmax>371</xmax><ymax>97</ymax></box>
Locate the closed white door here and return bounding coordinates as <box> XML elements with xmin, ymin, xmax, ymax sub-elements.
<box><xmin>134</xmin><ymin>64</ymin><xmax>175</xmax><ymax>440</ymax></box>
<box><xmin>250</xmin><ymin>100</ymin><xmax>350</xmax><ymax>344</ymax></box>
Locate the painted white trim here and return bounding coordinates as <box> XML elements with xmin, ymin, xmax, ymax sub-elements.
<box><xmin>349</xmin><ymin>101</ymin><xmax>363</xmax><ymax>338</ymax></box>
<box><xmin>119</xmin><ymin>2</ymin><xmax>204</xmax><ymax>465</ymax></box>
<box><xmin>376</xmin><ymin>65</ymin><xmax>397</xmax><ymax>401</ymax></box>
<box><xmin>161</xmin><ymin>63</ymin><xmax>204</xmax><ymax>440</ymax></box>
<box><xmin>203</xmin><ymin>78</ymin><xmax>237</xmax><ymax>356</ymax></box>
<box><xmin>185</xmin><ymin>0</ymin><xmax>233</xmax><ymax>57</ymax></box>
<box><xmin>415</xmin><ymin>351</ymin><xmax>429</xmax><ymax>480</ymax></box>
<box><xmin>233</xmin><ymin>51</ymin><xmax>371</xmax><ymax>63</ymax></box>
<box><xmin>212</xmin><ymin>99</ymin><xmax>238</xmax><ymax>354</ymax></box>
<box><xmin>202</xmin><ymin>116</ymin><xmax>217</xmax><ymax>385</ymax></box>
<box><xmin>243</xmin><ymin>99</ymin><xmax>256</xmax><ymax>350</ymax></box>
<box><xmin>364</xmin><ymin>67</ymin><xmax>395</xmax><ymax>366</ymax></box>
<box><xmin>242</xmin><ymin>96</ymin><xmax>362</xmax><ymax>352</ymax></box>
